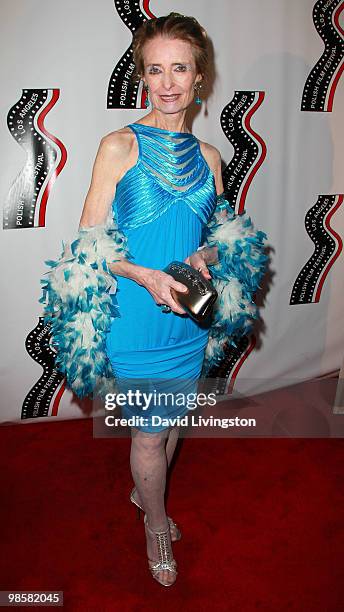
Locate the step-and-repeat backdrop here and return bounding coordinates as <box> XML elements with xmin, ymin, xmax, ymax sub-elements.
<box><xmin>1</xmin><ymin>0</ymin><xmax>343</xmax><ymax>423</ymax></box>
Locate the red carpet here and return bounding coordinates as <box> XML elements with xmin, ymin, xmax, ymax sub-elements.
<box><xmin>1</xmin><ymin>390</ymin><xmax>344</xmax><ymax>611</ymax></box>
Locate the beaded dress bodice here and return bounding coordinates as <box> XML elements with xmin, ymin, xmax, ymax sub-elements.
<box><xmin>112</xmin><ymin>122</ymin><xmax>217</xmax><ymax>230</ymax></box>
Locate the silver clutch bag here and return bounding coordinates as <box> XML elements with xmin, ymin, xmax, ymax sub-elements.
<box><xmin>163</xmin><ymin>261</ymin><xmax>218</xmax><ymax>322</ymax></box>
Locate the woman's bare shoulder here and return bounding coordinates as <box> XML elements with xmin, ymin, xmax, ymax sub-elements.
<box><xmin>95</xmin><ymin>127</ymin><xmax>137</xmax><ymax>181</ymax></box>
<box><xmin>197</xmin><ymin>139</ymin><xmax>221</xmax><ymax>173</ymax></box>
<box><xmin>198</xmin><ymin>138</ymin><xmax>224</xmax><ymax>194</ymax></box>
<box><xmin>100</xmin><ymin>126</ymin><xmax>136</xmax><ymax>156</ymax></box>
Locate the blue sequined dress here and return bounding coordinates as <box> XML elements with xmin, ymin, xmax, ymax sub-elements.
<box><xmin>105</xmin><ymin>122</ymin><xmax>217</xmax><ymax>432</ymax></box>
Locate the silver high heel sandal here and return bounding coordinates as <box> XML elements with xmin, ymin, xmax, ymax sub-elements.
<box><xmin>129</xmin><ymin>486</ymin><xmax>182</xmax><ymax>542</ymax></box>
<box><xmin>144</xmin><ymin>514</ymin><xmax>178</xmax><ymax>587</ymax></box>
<box><xmin>130</xmin><ymin>487</ymin><xmax>182</xmax><ymax>542</ymax></box>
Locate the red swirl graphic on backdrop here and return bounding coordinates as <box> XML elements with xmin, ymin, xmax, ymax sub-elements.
<box><xmin>35</xmin><ymin>90</ymin><xmax>67</xmax><ymax>226</ymax></box>
<box><xmin>142</xmin><ymin>0</ymin><xmax>155</xmax><ymax>18</ymax></box>
<box><xmin>240</xmin><ymin>93</ymin><xmax>267</xmax><ymax>214</ymax></box>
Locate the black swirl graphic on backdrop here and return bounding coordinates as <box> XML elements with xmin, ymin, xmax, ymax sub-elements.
<box><xmin>220</xmin><ymin>91</ymin><xmax>266</xmax><ymax>214</ymax></box>
<box><xmin>4</xmin><ymin>89</ymin><xmax>67</xmax><ymax>229</ymax></box>
<box><xmin>202</xmin><ymin>336</ymin><xmax>255</xmax><ymax>398</ymax></box>
<box><xmin>209</xmin><ymin>92</ymin><xmax>268</xmax><ymax>388</ymax></box>
<box><xmin>290</xmin><ymin>195</ymin><xmax>343</xmax><ymax>304</ymax></box>
<box><xmin>22</xmin><ymin>318</ymin><xmax>64</xmax><ymax>419</ymax></box>
<box><xmin>107</xmin><ymin>0</ymin><xmax>156</xmax><ymax>108</ymax></box>
<box><xmin>301</xmin><ymin>0</ymin><xmax>344</xmax><ymax>111</ymax></box>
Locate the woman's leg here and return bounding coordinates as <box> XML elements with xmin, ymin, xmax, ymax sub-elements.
<box><xmin>130</xmin><ymin>426</ymin><xmax>176</xmax><ymax>585</ymax></box>
<box><xmin>130</xmin><ymin>426</ymin><xmax>169</xmax><ymax>527</ymax></box>
<box><xmin>165</xmin><ymin>425</ymin><xmax>180</xmax><ymax>467</ymax></box>
<box><xmin>132</xmin><ymin>424</ymin><xmax>180</xmax><ymax>505</ymax></box>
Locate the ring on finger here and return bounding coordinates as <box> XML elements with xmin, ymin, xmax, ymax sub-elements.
<box><xmin>160</xmin><ymin>304</ymin><xmax>172</xmax><ymax>313</ymax></box>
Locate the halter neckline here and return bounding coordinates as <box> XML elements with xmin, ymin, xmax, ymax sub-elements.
<box><xmin>114</xmin><ymin>122</ymin><xmax>216</xmax><ymax>229</ymax></box>
<box><xmin>128</xmin><ymin>122</ymin><xmax>195</xmax><ymax>137</ymax></box>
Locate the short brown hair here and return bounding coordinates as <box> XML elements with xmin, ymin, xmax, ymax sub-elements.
<box><xmin>132</xmin><ymin>12</ymin><xmax>209</xmax><ymax>85</ymax></box>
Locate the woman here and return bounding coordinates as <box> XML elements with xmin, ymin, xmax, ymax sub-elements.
<box><xmin>40</xmin><ymin>13</ymin><xmax>268</xmax><ymax>587</ymax></box>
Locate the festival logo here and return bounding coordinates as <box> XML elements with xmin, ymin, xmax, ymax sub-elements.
<box><xmin>291</xmin><ymin>194</ymin><xmax>343</xmax><ymax>304</ymax></box>
<box><xmin>22</xmin><ymin>318</ymin><xmax>65</xmax><ymax>419</ymax></box>
<box><xmin>209</xmin><ymin>92</ymin><xmax>267</xmax><ymax>389</ymax></box>
<box><xmin>220</xmin><ymin>91</ymin><xmax>266</xmax><ymax>214</ymax></box>
<box><xmin>107</xmin><ymin>0</ymin><xmax>157</xmax><ymax>108</ymax></box>
<box><xmin>4</xmin><ymin>89</ymin><xmax>67</xmax><ymax>229</ymax></box>
<box><xmin>205</xmin><ymin>336</ymin><xmax>257</xmax><ymax>398</ymax></box>
<box><xmin>301</xmin><ymin>0</ymin><xmax>344</xmax><ymax>112</ymax></box>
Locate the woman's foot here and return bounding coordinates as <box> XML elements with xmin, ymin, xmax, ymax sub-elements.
<box><xmin>144</xmin><ymin>515</ymin><xmax>177</xmax><ymax>587</ymax></box>
<box><xmin>131</xmin><ymin>487</ymin><xmax>181</xmax><ymax>542</ymax></box>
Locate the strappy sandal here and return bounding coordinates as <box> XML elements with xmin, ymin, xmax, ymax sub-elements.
<box><xmin>130</xmin><ymin>486</ymin><xmax>182</xmax><ymax>542</ymax></box>
<box><xmin>144</xmin><ymin>514</ymin><xmax>178</xmax><ymax>587</ymax></box>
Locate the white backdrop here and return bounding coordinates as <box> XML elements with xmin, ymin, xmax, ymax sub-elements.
<box><xmin>1</xmin><ymin>0</ymin><xmax>343</xmax><ymax>423</ymax></box>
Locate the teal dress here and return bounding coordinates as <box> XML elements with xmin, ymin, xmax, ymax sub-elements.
<box><xmin>105</xmin><ymin>123</ymin><xmax>217</xmax><ymax>432</ymax></box>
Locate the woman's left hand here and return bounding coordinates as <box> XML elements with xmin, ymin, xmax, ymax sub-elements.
<box><xmin>184</xmin><ymin>251</ymin><xmax>212</xmax><ymax>280</ymax></box>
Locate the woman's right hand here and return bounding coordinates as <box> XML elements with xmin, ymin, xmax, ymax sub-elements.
<box><xmin>140</xmin><ymin>269</ymin><xmax>189</xmax><ymax>315</ymax></box>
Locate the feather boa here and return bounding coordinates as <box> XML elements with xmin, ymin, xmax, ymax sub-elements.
<box><xmin>39</xmin><ymin>194</ymin><xmax>268</xmax><ymax>398</ymax></box>
<box><xmin>39</xmin><ymin>211</ymin><xmax>134</xmax><ymax>398</ymax></box>
<box><xmin>200</xmin><ymin>193</ymin><xmax>268</xmax><ymax>375</ymax></box>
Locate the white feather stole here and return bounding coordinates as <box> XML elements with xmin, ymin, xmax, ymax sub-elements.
<box><xmin>39</xmin><ymin>212</ymin><xmax>134</xmax><ymax>398</ymax></box>
<box><xmin>200</xmin><ymin>193</ymin><xmax>268</xmax><ymax>375</ymax></box>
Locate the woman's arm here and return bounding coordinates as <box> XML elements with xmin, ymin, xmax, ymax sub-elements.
<box><xmin>77</xmin><ymin>132</ymin><xmax>150</xmax><ymax>286</ymax></box>
<box><xmin>77</xmin><ymin>131</ymin><xmax>189</xmax><ymax>313</ymax></box>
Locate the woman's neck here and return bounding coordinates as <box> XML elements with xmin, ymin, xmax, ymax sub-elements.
<box><xmin>140</xmin><ymin>111</ymin><xmax>190</xmax><ymax>134</ymax></box>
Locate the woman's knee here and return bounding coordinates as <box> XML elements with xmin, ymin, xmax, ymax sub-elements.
<box><xmin>131</xmin><ymin>427</ymin><xmax>168</xmax><ymax>453</ymax></box>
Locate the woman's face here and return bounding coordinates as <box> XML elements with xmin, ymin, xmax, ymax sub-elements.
<box><xmin>142</xmin><ymin>35</ymin><xmax>202</xmax><ymax>115</ymax></box>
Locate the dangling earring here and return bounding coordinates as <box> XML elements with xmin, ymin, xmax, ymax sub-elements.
<box><xmin>143</xmin><ymin>83</ymin><xmax>150</xmax><ymax>107</ymax></box>
<box><xmin>194</xmin><ymin>82</ymin><xmax>202</xmax><ymax>105</ymax></box>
